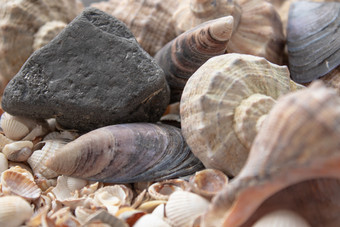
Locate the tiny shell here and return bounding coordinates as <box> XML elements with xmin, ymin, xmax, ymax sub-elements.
<box><xmin>2</xmin><ymin>140</ymin><xmax>33</xmax><ymax>162</ymax></box>
<box><xmin>84</xmin><ymin>210</ymin><xmax>128</xmax><ymax>227</ymax></box>
<box><xmin>134</xmin><ymin>214</ymin><xmax>171</xmax><ymax>227</ymax></box>
<box><xmin>52</xmin><ymin>175</ymin><xmax>88</xmax><ymax>201</ymax></box>
<box><xmin>137</xmin><ymin>200</ymin><xmax>166</xmax><ymax>213</ymax></box>
<box><xmin>252</xmin><ymin>209</ymin><xmax>311</xmax><ymax>227</ymax></box>
<box><xmin>148</xmin><ymin>179</ymin><xmax>191</xmax><ymax>201</ymax></box>
<box><xmin>0</xmin><ymin>195</ymin><xmax>33</xmax><ymax>227</ymax></box>
<box><xmin>0</xmin><ymin>152</ymin><xmax>8</xmax><ymax>177</ymax></box>
<box><xmin>0</xmin><ymin>133</ymin><xmax>14</xmax><ymax>151</ymax></box>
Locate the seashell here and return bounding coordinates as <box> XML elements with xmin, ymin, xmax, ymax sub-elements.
<box><xmin>52</xmin><ymin>175</ymin><xmax>88</xmax><ymax>201</ymax></box>
<box><xmin>35</xmin><ymin>175</ymin><xmax>57</xmax><ymax>191</ymax></box>
<box><xmin>172</xmin><ymin>0</ymin><xmax>285</xmax><ymax>65</ymax></box>
<box><xmin>27</xmin><ymin>139</ymin><xmax>67</xmax><ymax>178</ymax></box>
<box><xmin>2</xmin><ymin>140</ymin><xmax>33</xmax><ymax>162</ymax></box>
<box><xmin>7</xmin><ymin>161</ymin><xmax>33</xmax><ymax>174</ymax></box>
<box><xmin>45</xmin><ymin>123</ymin><xmax>204</xmax><ymax>183</ymax></box>
<box><xmin>166</xmin><ymin>191</ymin><xmax>210</xmax><ymax>227</ymax></box>
<box><xmin>252</xmin><ymin>209</ymin><xmax>311</xmax><ymax>227</ymax></box>
<box><xmin>155</xmin><ymin>16</ymin><xmax>234</xmax><ymax>103</ymax></box>
<box><xmin>201</xmin><ymin>81</ymin><xmax>340</xmax><ymax>226</ymax></box>
<box><xmin>75</xmin><ymin>206</ymin><xmax>98</xmax><ymax>224</ymax></box>
<box><xmin>189</xmin><ymin>168</ymin><xmax>228</xmax><ymax>200</ymax></box>
<box><xmin>0</xmin><ymin>0</ymin><xmax>84</xmax><ymax>81</ymax></box>
<box><xmin>180</xmin><ymin>53</ymin><xmax>304</xmax><ymax>176</ymax></box>
<box><xmin>33</xmin><ymin>20</ymin><xmax>67</xmax><ymax>51</ymax></box>
<box><xmin>0</xmin><ymin>152</ymin><xmax>8</xmax><ymax>177</ymax></box>
<box><xmin>91</xmin><ymin>0</ymin><xmax>179</xmax><ymax>56</ymax></box>
<box><xmin>1</xmin><ymin>166</ymin><xmax>41</xmax><ymax>200</ymax></box>
<box><xmin>43</xmin><ymin>130</ymin><xmax>79</xmax><ymax>141</ymax></box>
<box><xmin>287</xmin><ymin>1</ymin><xmax>340</xmax><ymax>84</ymax></box>
<box><xmin>50</xmin><ymin>207</ymin><xmax>81</xmax><ymax>226</ymax></box>
<box><xmin>84</xmin><ymin>210</ymin><xmax>128</xmax><ymax>227</ymax></box>
<box><xmin>137</xmin><ymin>200</ymin><xmax>166</xmax><ymax>213</ymax></box>
<box><xmin>152</xmin><ymin>203</ymin><xmax>166</xmax><ymax>219</ymax></box>
<box><xmin>0</xmin><ymin>195</ymin><xmax>33</xmax><ymax>227</ymax></box>
<box><xmin>134</xmin><ymin>214</ymin><xmax>171</xmax><ymax>227</ymax></box>
<box><xmin>0</xmin><ymin>133</ymin><xmax>14</xmax><ymax>151</ymax></box>
<box><xmin>148</xmin><ymin>179</ymin><xmax>191</xmax><ymax>201</ymax></box>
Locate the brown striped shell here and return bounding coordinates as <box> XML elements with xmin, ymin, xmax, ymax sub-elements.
<box><xmin>180</xmin><ymin>53</ymin><xmax>303</xmax><ymax>176</ymax></box>
<box><xmin>201</xmin><ymin>81</ymin><xmax>340</xmax><ymax>226</ymax></box>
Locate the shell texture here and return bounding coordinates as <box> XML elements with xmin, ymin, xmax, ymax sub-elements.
<box><xmin>84</xmin><ymin>210</ymin><xmax>129</xmax><ymax>227</ymax></box>
<box><xmin>134</xmin><ymin>214</ymin><xmax>171</xmax><ymax>227</ymax></box>
<box><xmin>0</xmin><ymin>133</ymin><xmax>14</xmax><ymax>151</ymax></box>
<box><xmin>320</xmin><ymin>65</ymin><xmax>340</xmax><ymax>93</ymax></box>
<box><xmin>91</xmin><ymin>0</ymin><xmax>179</xmax><ymax>56</ymax></box>
<box><xmin>33</xmin><ymin>20</ymin><xmax>67</xmax><ymax>51</ymax></box>
<box><xmin>201</xmin><ymin>81</ymin><xmax>340</xmax><ymax>227</ymax></box>
<box><xmin>180</xmin><ymin>53</ymin><xmax>304</xmax><ymax>176</ymax></box>
<box><xmin>0</xmin><ymin>152</ymin><xmax>8</xmax><ymax>177</ymax></box>
<box><xmin>252</xmin><ymin>209</ymin><xmax>311</xmax><ymax>227</ymax></box>
<box><xmin>0</xmin><ymin>195</ymin><xmax>33</xmax><ymax>227</ymax></box>
<box><xmin>2</xmin><ymin>140</ymin><xmax>33</xmax><ymax>162</ymax></box>
<box><xmin>155</xmin><ymin>16</ymin><xmax>234</xmax><ymax>103</ymax></box>
<box><xmin>0</xmin><ymin>0</ymin><xmax>84</xmax><ymax>81</ymax></box>
<box><xmin>148</xmin><ymin>179</ymin><xmax>191</xmax><ymax>200</ymax></box>
<box><xmin>287</xmin><ymin>1</ymin><xmax>340</xmax><ymax>83</ymax></box>
<box><xmin>45</xmin><ymin>123</ymin><xmax>204</xmax><ymax>183</ymax></box>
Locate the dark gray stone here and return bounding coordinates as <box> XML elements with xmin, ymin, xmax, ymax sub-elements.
<box><xmin>2</xmin><ymin>8</ymin><xmax>170</xmax><ymax>132</ymax></box>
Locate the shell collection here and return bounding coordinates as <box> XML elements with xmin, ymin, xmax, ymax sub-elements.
<box><xmin>0</xmin><ymin>0</ymin><xmax>339</xmax><ymax>226</ymax></box>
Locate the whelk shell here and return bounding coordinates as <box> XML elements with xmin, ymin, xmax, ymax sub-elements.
<box><xmin>201</xmin><ymin>81</ymin><xmax>340</xmax><ymax>226</ymax></box>
<box><xmin>45</xmin><ymin>123</ymin><xmax>204</xmax><ymax>183</ymax></box>
<box><xmin>155</xmin><ymin>16</ymin><xmax>234</xmax><ymax>103</ymax></box>
<box><xmin>2</xmin><ymin>140</ymin><xmax>33</xmax><ymax>162</ymax></box>
<box><xmin>0</xmin><ymin>195</ymin><xmax>33</xmax><ymax>227</ymax></box>
<box><xmin>180</xmin><ymin>53</ymin><xmax>303</xmax><ymax>176</ymax></box>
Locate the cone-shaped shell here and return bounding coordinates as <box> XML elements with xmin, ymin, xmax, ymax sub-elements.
<box><xmin>0</xmin><ymin>195</ymin><xmax>33</xmax><ymax>227</ymax></box>
<box><xmin>0</xmin><ymin>0</ymin><xmax>83</xmax><ymax>81</ymax></box>
<box><xmin>155</xmin><ymin>16</ymin><xmax>234</xmax><ymax>103</ymax></box>
<box><xmin>287</xmin><ymin>1</ymin><xmax>340</xmax><ymax>83</ymax></box>
<box><xmin>201</xmin><ymin>81</ymin><xmax>340</xmax><ymax>226</ymax></box>
<box><xmin>180</xmin><ymin>53</ymin><xmax>303</xmax><ymax>176</ymax></box>
<box><xmin>46</xmin><ymin>123</ymin><xmax>204</xmax><ymax>183</ymax></box>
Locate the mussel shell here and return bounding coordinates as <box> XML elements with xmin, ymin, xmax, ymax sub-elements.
<box><xmin>287</xmin><ymin>1</ymin><xmax>340</xmax><ymax>83</ymax></box>
<box><xmin>46</xmin><ymin>123</ymin><xmax>204</xmax><ymax>183</ymax></box>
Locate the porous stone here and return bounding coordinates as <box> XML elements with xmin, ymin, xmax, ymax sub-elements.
<box><xmin>2</xmin><ymin>7</ymin><xmax>170</xmax><ymax>132</ymax></box>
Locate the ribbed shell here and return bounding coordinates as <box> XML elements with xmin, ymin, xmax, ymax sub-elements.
<box><xmin>2</xmin><ymin>140</ymin><xmax>33</xmax><ymax>162</ymax></box>
<box><xmin>45</xmin><ymin>123</ymin><xmax>204</xmax><ymax>183</ymax></box>
<box><xmin>0</xmin><ymin>0</ymin><xmax>83</xmax><ymax>81</ymax></box>
<box><xmin>180</xmin><ymin>53</ymin><xmax>303</xmax><ymax>176</ymax></box>
<box><xmin>0</xmin><ymin>196</ymin><xmax>33</xmax><ymax>227</ymax></box>
<box><xmin>287</xmin><ymin>1</ymin><xmax>340</xmax><ymax>83</ymax></box>
<box><xmin>91</xmin><ymin>0</ymin><xmax>179</xmax><ymax>56</ymax></box>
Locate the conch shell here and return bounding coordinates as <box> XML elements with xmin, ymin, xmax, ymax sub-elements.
<box><xmin>180</xmin><ymin>53</ymin><xmax>303</xmax><ymax>176</ymax></box>
<box><xmin>202</xmin><ymin>81</ymin><xmax>340</xmax><ymax>226</ymax></box>
<box><xmin>46</xmin><ymin>123</ymin><xmax>204</xmax><ymax>183</ymax></box>
<box><xmin>0</xmin><ymin>0</ymin><xmax>83</xmax><ymax>81</ymax></box>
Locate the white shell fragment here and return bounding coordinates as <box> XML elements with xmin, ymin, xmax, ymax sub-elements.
<box><xmin>0</xmin><ymin>195</ymin><xmax>33</xmax><ymax>227</ymax></box>
<box><xmin>252</xmin><ymin>210</ymin><xmax>311</xmax><ymax>227</ymax></box>
<box><xmin>2</xmin><ymin>140</ymin><xmax>33</xmax><ymax>162</ymax></box>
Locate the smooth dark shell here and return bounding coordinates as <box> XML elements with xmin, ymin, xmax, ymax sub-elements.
<box><xmin>46</xmin><ymin>123</ymin><xmax>204</xmax><ymax>183</ymax></box>
<box><xmin>287</xmin><ymin>1</ymin><xmax>340</xmax><ymax>83</ymax></box>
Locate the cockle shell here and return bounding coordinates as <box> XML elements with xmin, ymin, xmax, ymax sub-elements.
<box><xmin>155</xmin><ymin>16</ymin><xmax>234</xmax><ymax>103</ymax></box>
<box><xmin>1</xmin><ymin>166</ymin><xmax>41</xmax><ymax>200</ymax></box>
<box><xmin>201</xmin><ymin>81</ymin><xmax>340</xmax><ymax>226</ymax></box>
<box><xmin>45</xmin><ymin>123</ymin><xmax>204</xmax><ymax>183</ymax></box>
<box><xmin>252</xmin><ymin>209</ymin><xmax>310</xmax><ymax>227</ymax></box>
<box><xmin>0</xmin><ymin>152</ymin><xmax>8</xmax><ymax>177</ymax></box>
<box><xmin>287</xmin><ymin>1</ymin><xmax>340</xmax><ymax>84</ymax></box>
<box><xmin>0</xmin><ymin>0</ymin><xmax>83</xmax><ymax>81</ymax></box>
<box><xmin>180</xmin><ymin>53</ymin><xmax>304</xmax><ymax>176</ymax></box>
<box><xmin>52</xmin><ymin>175</ymin><xmax>88</xmax><ymax>202</ymax></box>
<box><xmin>2</xmin><ymin>140</ymin><xmax>33</xmax><ymax>162</ymax></box>
<box><xmin>0</xmin><ymin>195</ymin><xmax>33</xmax><ymax>227</ymax></box>
<box><xmin>91</xmin><ymin>0</ymin><xmax>179</xmax><ymax>56</ymax></box>
<box><xmin>148</xmin><ymin>179</ymin><xmax>191</xmax><ymax>201</ymax></box>
<box><xmin>0</xmin><ymin>133</ymin><xmax>14</xmax><ymax>151</ymax></box>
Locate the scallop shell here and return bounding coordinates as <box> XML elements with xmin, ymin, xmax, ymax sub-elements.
<box><xmin>45</xmin><ymin>123</ymin><xmax>204</xmax><ymax>183</ymax></box>
<box><xmin>0</xmin><ymin>0</ymin><xmax>83</xmax><ymax>81</ymax></box>
<box><xmin>252</xmin><ymin>209</ymin><xmax>311</xmax><ymax>227</ymax></box>
<box><xmin>166</xmin><ymin>191</ymin><xmax>210</xmax><ymax>227</ymax></box>
<box><xmin>287</xmin><ymin>1</ymin><xmax>340</xmax><ymax>83</ymax></box>
<box><xmin>189</xmin><ymin>168</ymin><xmax>228</xmax><ymax>200</ymax></box>
<box><xmin>148</xmin><ymin>179</ymin><xmax>191</xmax><ymax>201</ymax></box>
<box><xmin>1</xmin><ymin>166</ymin><xmax>41</xmax><ymax>200</ymax></box>
<box><xmin>0</xmin><ymin>195</ymin><xmax>33</xmax><ymax>227</ymax></box>
<box><xmin>201</xmin><ymin>81</ymin><xmax>340</xmax><ymax>226</ymax></box>
<box><xmin>27</xmin><ymin>139</ymin><xmax>68</xmax><ymax>178</ymax></box>
<box><xmin>52</xmin><ymin>175</ymin><xmax>88</xmax><ymax>201</ymax></box>
<box><xmin>91</xmin><ymin>0</ymin><xmax>179</xmax><ymax>56</ymax></box>
<box><xmin>155</xmin><ymin>16</ymin><xmax>234</xmax><ymax>103</ymax></box>
<box><xmin>180</xmin><ymin>53</ymin><xmax>304</xmax><ymax>176</ymax></box>
<box><xmin>2</xmin><ymin>140</ymin><xmax>33</xmax><ymax>162</ymax></box>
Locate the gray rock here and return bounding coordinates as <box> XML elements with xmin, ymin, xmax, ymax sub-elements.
<box><xmin>2</xmin><ymin>8</ymin><xmax>170</xmax><ymax>132</ymax></box>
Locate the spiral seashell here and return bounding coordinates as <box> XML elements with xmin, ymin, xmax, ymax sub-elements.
<box><xmin>287</xmin><ymin>1</ymin><xmax>340</xmax><ymax>84</ymax></box>
<box><xmin>0</xmin><ymin>0</ymin><xmax>84</xmax><ymax>81</ymax></box>
<box><xmin>201</xmin><ymin>81</ymin><xmax>340</xmax><ymax>226</ymax></box>
<box><xmin>155</xmin><ymin>16</ymin><xmax>234</xmax><ymax>103</ymax></box>
<box><xmin>180</xmin><ymin>53</ymin><xmax>304</xmax><ymax>176</ymax></box>
<box><xmin>45</xmin><ymin>123</ymin><xmax>204</xmax><ymax>183</ymax></box>
<box><xmin>0</xmin><ymin>195</ymin><xmax>33</xmax><ymax>227</ymax></box>
<box><xmin>91</xmin><ymin>0</ymin><xmax>179</xmax><ymax>56</ymax></box>
<box><xmin>33</xmin><ymin>20</ymin><xmax>67</xmax><ymax>51</ymax></box>
<box><xmin>148</xmin><ymin>179</ymin><xmax>191</xmax><ymax>201</ymax></box>
<box><xmin>252</xmin><ymin>209</ymin><xmax>311</xmax><ymax>227</ymax></box>
<box><xmin>1</xmin><ymin>166</ymin><xmax>41</xmax><ymax>200</ymax></box>
<box><xmin>27</xmin><ymin>139</ymin><xmax>68</xmax><ymax>178</ymax></box>
<box><xmin>166</xmin><ymin>191</ymin><xmax>210</xmax><ymax>227</ymax></box>
<box><xmin>189</xmin><ymin>168</ymin><xmax>228</xmax><ymax>200</ymax></box>
<box><xmin>2</xmin><ymin>140</ymin><xmax>33</xmax><ymax>162</ymax></box>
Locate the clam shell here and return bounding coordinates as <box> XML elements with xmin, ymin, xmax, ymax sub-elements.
<box><xmin>0</xmin><ymin>0</ymin><xmax>83</xmax><ymax>80</ymax></box>
<box><xmin>252</xmin><ymin>209</ymin><xmax>311</xmax><ymax>227</ymax></box>
<box><xmin>0</xmin><ymin>133</ymin><xmax>14</xmax><ymax>151</ymax></box>
<box><xmin>180</xmin><ymin>53</ymin><xmax>304</xmax><ymax>176</ymax></box>
<box><xmin>91</xmin><ymin>0</ymin><xmax>179</xmax><ymax>56</ymax></box>
<box><xmin>166</xmin><ymin>191</ymin><xmax>209</xmax><ymax>227</ymax></box>
<box><xmin>134</xmin><ymin>214</ymin><xmax>171</xmax><ymax>227</ymax></box>
<box><xmin>155</xmin><ymin>16</ymin><xmax>234</xmax><ymax>103</ymax></box>
<box><xmin>0</xmin><ymin>152</ymin><xmax>8</xmax><ymax>177</ymax></box>
<box><xmin>0</xmin><ymin>195</ymin><xmax>33</xmax><ymax>227</ymax></box>
<box><xmin>45</xmin><ymin>123</ymin><xmax>204</xmax><ymax>183</ymax></box>
<box><xmin>287</xmin><ymin>1</ymin><xmax>340</xmax><ymax>83</ymax></box>
<box><xmin>202</xmin><ymin>81</ymin><xmax>340</xmax><ymax>226</ymax></box>
<box><xmin>2</xmin><ymin>140</ymin><xmax>33</xmax><ymax>162</ymax></box>
<box><xmin>1</xmin><ymin>166</ymin><xmax>41</xmax><ymax>200</ymax></box>
<box><xmin>148</xmin><ymin>179</ymin><xmax>191</xmax><ymax>201</ymax></box>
